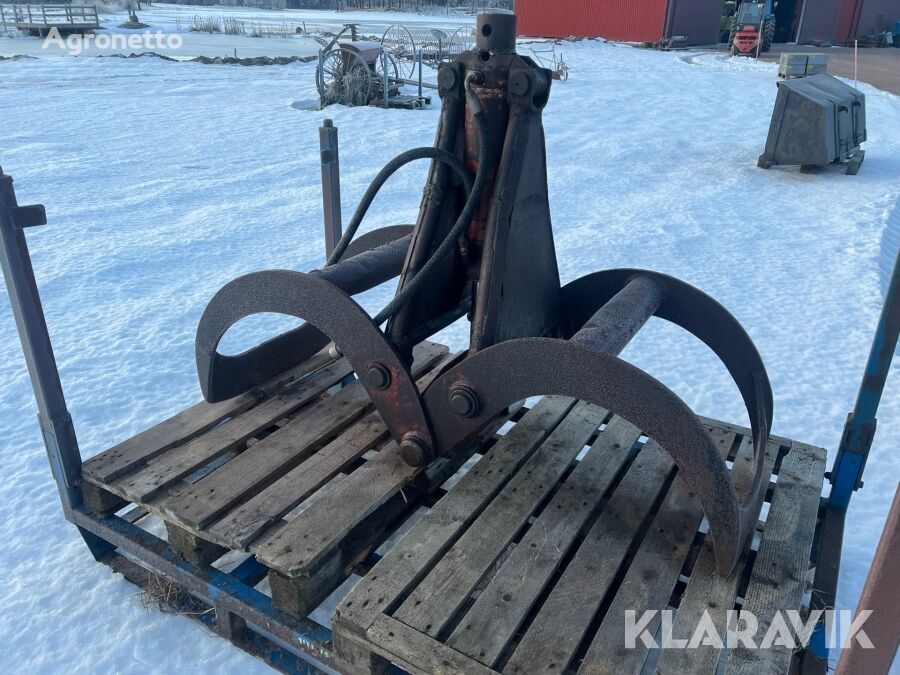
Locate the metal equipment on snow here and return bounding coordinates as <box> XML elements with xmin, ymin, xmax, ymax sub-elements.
<box><xmin>197</xmin><ymin>13</ymin><xmax>774</xmax><ymax>576</ymax></box>
<box><xmin>758</xmin><ymin>73</ymin><xmax>866</xmax><ymax>175</ymax></box>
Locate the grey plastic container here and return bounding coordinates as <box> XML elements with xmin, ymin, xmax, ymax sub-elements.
<box><xmin>758</xmin><ymin>73</ymin><xmax>866</xmax><ymax>170</ymax></box>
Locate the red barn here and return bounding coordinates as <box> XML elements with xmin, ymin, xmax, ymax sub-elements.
<box><xmin>515</xmin><ymin>0</ymin><xmax>728</xmax><ymax>46</ymax></box>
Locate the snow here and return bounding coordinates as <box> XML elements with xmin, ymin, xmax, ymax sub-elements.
<box><xmin>1</xmin><ymin>20</ymin><xmax>899</xmax><ymax>673</ymax></box>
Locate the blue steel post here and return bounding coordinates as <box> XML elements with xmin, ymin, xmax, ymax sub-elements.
<box><xmin>807</xmin><ymin>250</ymin><xmax>899</xmax><ymax>664</ymax></box>
<box><xmin>0</xmin><ymin>168</ymin><xmax>83</xmax><ymax>510</ymax></box>
<box><xmin>829</xmin><ymin>250</ymin><xmax>899</xmax><ymax>510</ymax></box>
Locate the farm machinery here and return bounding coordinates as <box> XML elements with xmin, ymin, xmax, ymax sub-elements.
<box><xmin>313</xmin><ymin>23</ymin><xmax>474</xmax><ymax>108</ymax></box>
<box><xmin>729</xmin><ymin>0</ymin><xmax>776</xmax><ymax>56</ymax></box>
<box><xmin>200</xmin><ymin>12</ymin><xmax>774</xmax><ymax>576</ymax></box>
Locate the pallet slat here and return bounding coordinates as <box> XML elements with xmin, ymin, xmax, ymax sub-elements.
<box><xmin>112</xmin><ymin>358</ymin><xmax>354</xmax><ymax>502</ymax></box>
<box><xmin>503</xmin><ymin>437</ymin><xmax>677</xmax><ymax>674</ymax></box>
<box><xmin>724</xmin><ymin>441</ymin><xmax>826</xmax><ymax>675</ymax></box>
<box><xmin>445</xmin><ymin>415</ymin><xmax>640</xmax><ymax>666</ymax></box>
<box><xmin>575</xmin><ymin>429</ymin><xmax>737</xmax><ymax>675</ymax></box>
<box><xmin>333</xmin><ymin>396</ymin><xmax>578</xmax><ymax>638</ymax></box>
<box><xmin>159</xmin><ymin>343</ymin><xmax>448</xmax><ymax>532</ymax></box>
<box><xmin>653</xmin><ymin>437</ymin><xmax>781</xmax><ymax>675</ymax></box>
<box><xmin>82</xmin><ymin>350</ymin><xmax>334</xmax><ymax>484</ymax></box>
<box><xmin>392</xmin><ymin>401</ymin><xmax>607</xmax><ymax>640</ymax></box>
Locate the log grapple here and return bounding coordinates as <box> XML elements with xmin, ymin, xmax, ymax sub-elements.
<box><xmin>196</xmin><ymin>14</ymin><xmax>773</xmax><ymax>576</ymax></box>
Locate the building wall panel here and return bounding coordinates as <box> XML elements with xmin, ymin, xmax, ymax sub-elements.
<box><xmin>516</xmin><ymin>0</ymin><xmax>669</xmax><ymax>43</ymax></box>
<box><xmin>667</xmin><ymin>0</ymin><xmax>726</xmax><ymax>45</ymax></box>
<box><xmin>797</xmin><ymin>0</ymin><xmax>845</xmax><ymax>43</ymax></box>
<box><xmin>852</xmin><ymin>0</ymin><xmax>900</xmax><ymax>36</ymax></box>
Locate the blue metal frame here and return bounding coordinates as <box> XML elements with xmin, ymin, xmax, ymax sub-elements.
<box><xmin>828</xmin><ymin>251</ymin><xmax>899</xmax><ymax>509</ymax></box>
<box><xmin>0</xmin><ymin>167</ymin><xmax>339</xmax><ymax>674</ymax></box>
<box><xmin>806</xmin><ymin>250</ymin><xmax>899</xmax><ymax>664</ymax></box>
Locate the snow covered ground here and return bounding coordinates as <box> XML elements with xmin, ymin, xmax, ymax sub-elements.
<box><xmin>1</xmin><ymin>21</ymin><xmax>899</xmax><ymax>674</ymax></box>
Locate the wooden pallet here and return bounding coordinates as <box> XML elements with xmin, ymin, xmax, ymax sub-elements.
<box><xmin>81</xmin><ymin>338</ymin><xmax>826</xmax><ymax>674</ymax></box>
<box><xmin>332</xmin><ymin>397</ymin><xmax>827</xmax><ymax>675</ymax></box>
<box><xmin>80</xmin><ymin>340</ymin><xmax>517</xmax><ymax>623</ymax></box>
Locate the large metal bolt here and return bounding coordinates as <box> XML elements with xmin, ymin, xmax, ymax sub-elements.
<box><xmin>509</xmin><ymin>71</ymin><xmax>530</xmax><ymax>97</ymax></box>
<box><xmin>438</xmin><ymin>66</ymin><xmax>457</xmax><ymax>91</ymax></box>
<box><xmin>365</xmin><ymin>363</ymin><xmax>391</xmax><ymax>390</ymax></box>
<box><xmin>449</xmin><ymin>385</ymin><xmax>480</xmax><ymax>418</ymax></box>
<box><xmin>399</xmin><ymin>433</ymin><xmax>430</xmax><ymax>467</ymax></box>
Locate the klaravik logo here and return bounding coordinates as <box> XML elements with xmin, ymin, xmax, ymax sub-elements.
<box><xmin>624</xmin><ymin>609</ymin><xmax>873</xmax><ymax>650</ymax></box>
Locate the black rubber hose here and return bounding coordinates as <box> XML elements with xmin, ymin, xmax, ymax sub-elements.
<box><xmin>372</xmin><ymin>73</ymin><xmax>490</xmax><ymax>326</ymax></box>
<box><xmin>326</xmin><ymin>148</ymin><xmax>474</xmax><ymax>266</ymax></box>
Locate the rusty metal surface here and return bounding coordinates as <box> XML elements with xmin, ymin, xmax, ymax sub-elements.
<box><xmin>195</xmin><ymin>235</ymin><xmax>410</xmax><ymax>402</ymax></box>
<box><xmin>195</xmin><ymin>269</ymin><xmax>433</xmax><ymax>454</ymax></box>
<box><xmin>421</xmin><ymin>267</ymin><xmax>774</xmax><ymax>574</ymax></box>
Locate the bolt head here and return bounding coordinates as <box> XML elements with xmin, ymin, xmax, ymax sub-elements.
<box><xmin>399</xmin><ymin>434</ymin><xmax>430</xmax><ymax>467</ymax></box>
<box><xmin>449</xmin><ymin>385</ymin><xmax>480</xmax><ymax>418</ymax></box>
<box><xmin>365</xmin><ymin>364</ymin><xmax>391</xmax><ymax>390</ymax></box>
<box><xmin>509</xmin><ymin>71</ymin><xmax>530</xmax><ymax>97</ymax></box>
<box><xmin>438</xmin><ymin>65</ymin><xmax>457</xmax><ymax>91</ymax></box>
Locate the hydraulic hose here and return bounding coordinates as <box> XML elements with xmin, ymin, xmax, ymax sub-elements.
<box><xmin>372</xmin><ymin>73</ymin><xmax>490</xmax><ymax>326</ymax></box>
<box><xmin>323</xmin><ymin>72</ymin><xmax>491</xmax><ymax>329</ymax></box>
<box><xmin>326</xmin><ymin>148</ymin><xmax>474</xmax><ymax>266</ymax></box>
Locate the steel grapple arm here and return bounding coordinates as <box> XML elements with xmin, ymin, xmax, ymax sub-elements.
<box><xmin>195</xmin><ymin>13</ymin><xmax>773</xmax><ymax>575</ymax></box>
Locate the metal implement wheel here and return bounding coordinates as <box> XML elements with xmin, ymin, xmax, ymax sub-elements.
<box><xmin>447</xmin><ymin>27</ymin><xmax>472</xmax><ymax>61</ymax></box>
<box><xmin>381</xmin><ymin>24</ymin><xmax>417</xmax><ymax>79</ymax></box>
<box><xmin>373</xmin><ymin>50</ymin><xmax>400</xmax><ymax>102</ymax></box>
<box><xmin>316</xmin><ymin>47</ymin><xmax>372</xmax><ymax>107</ymax></box>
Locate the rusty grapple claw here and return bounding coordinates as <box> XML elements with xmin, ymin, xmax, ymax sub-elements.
<box><xmin>195</xmin><ymin>13</ymin><xmax>772</xmax><ymax>575</ymax></box>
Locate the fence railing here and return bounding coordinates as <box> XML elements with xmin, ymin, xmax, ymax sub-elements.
<box><xmin>0</xmin><ymin>3</ymin><xmax>99</xmax><ymax>28</ymax></box>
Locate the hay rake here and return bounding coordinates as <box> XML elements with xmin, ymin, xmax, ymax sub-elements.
<box><xmin>198</xmin><ymin>13</ymin><xmax>773</xmax><ymax>575</ymax></box>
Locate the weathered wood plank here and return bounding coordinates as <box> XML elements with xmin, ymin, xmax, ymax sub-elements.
<box><xmin>158</xmin><ymin>343</ymin><xmax>448</xmax><ymax>532</ymax></box>
<box><xmin>82</xmin><ymin>350</ymin><xmax>335</xmax><ymax>484</ymax></box>
<box><xmin>724</xmin><ymin>441</ymin><xmax>826</xmax><ymax>675</ymax></box>
<box><xmin>254</xmin><ymin>439</ymin><xmax>418</xmax><ymax>576</ymax></box>
<box><xmin>392</xmin><ymin>401</ymin><xmax>605</xmax><ymax>639</ymax></box>
<box><xmin>654</xmin><ymin>437</ymin><xmax>783</xmax><ymax>675</ymax></box>
<box><xmin>446</xmin><ymin>415</ymin><xmax>641</xmax><ymax>666</ymax></box>
<box><xmin>366</xmin><ymin>615</ymin><xmax>496</xmax><ymax>675</ymax></box>
<box><xmin>206</xmin><ymin>347</ymin><xmax>456</xmax><ymax>549</ymax></box>
<box><xmin>111</xmin><ymin>358</ymin><xmax>354</xmax><ymax>502</ymax></box>
<box><xmin>333</xmin><ymin>396</ymin><xmax>577</xmax><ymax>639</ymax></box>
<box><xmin>574</xmin><ymin>428</ymin><xmax>737</xmax><ymax>675</ymax></box>
<box><xmin>81</xmin><ymin>481</ymin><xmax>127</xmax><ymax>516</ymax></box>
<box><xmin>503</xmin><ymin>438</ymin><xmax>676</xmax><ymax>674</ymax></box>
<box><xmin>165</xmin><ymin>522</ymin><xmax>229</xmax><ymax>566</ymax></box>
<box><xmin>255</xmin><ymin>396</ymin><xmax>516</xmax><ymax>580</ymax></box>
<box><xmin>267</xmin><ymin>409</ymin><xmax>512</xmax><ymax>620</ymax></box>
<box><xmin>332</xmin><ymin>629</ymin><xmax>392</xmax><ymax>675</ymax></box>
<box><xmin>697</xmin><ymin>416</ymin><xmax>793</xmax><ymax>449</ymax></box>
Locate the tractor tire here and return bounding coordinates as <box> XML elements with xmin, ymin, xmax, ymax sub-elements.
<box><xmin>728</xmin><ymin>17</ymin><xmax>739</xmax><ymax>48</ymax></box>
<box><xmin>762</xmin><ymin>17</ymin><xmax>776</xmax><ymax>52</ymax></box>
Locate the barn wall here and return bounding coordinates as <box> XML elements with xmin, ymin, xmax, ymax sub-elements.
<box><xmin>849</xmin><ymin>0</ymin><xmax>900</xmax><ymax>37</ymax></box>
<box><xmin>666</xmin><ymin>0</ymin><xmax>726</xmax><ymax>45</ymax></box>
<box><xmin>516</xmin><ymin>0</ymin><xmax>669</xmax><ymax>42</ymax></box>
<box><xmin>797</xmin><ymin>0</ymin><xmax>845</xmax><ymax>43</ymax></box>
